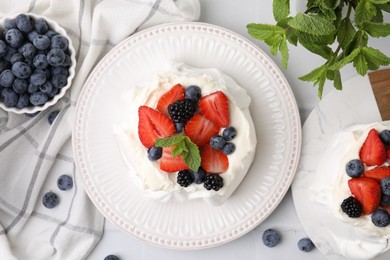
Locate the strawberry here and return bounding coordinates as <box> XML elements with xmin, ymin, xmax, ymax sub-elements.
<box><xmin>138</xmin><ymin>106</ymin><xmax>175</xmax><ymax>148</ymax></box>
<box><xmin>156</xmin><ymin>84</ymin><xmax>185</xmax><ymax>116</ymax></box>
<box><xmin>359</xmin><ymin>129</ymin><xmax>387</xmax><ymax>166</ymax></box>
<box><xmin>348</xmin><ymin>177</ymin><xmax>381</xmax><ymax>214</ymax></box>
<box><xmin>363</xmin><ymin>166</ymin><xmax>390</xmax><ymax>182</ymax></box>
<box><xmin>159</xmin><ymin>146</ymin><xmax>189</xmax><ymax>172</ymax></box>
<box><xmin>184</xmin><ymin>114</ymin><xmax>220</xmax><ymax>147</ymax></box>
<box><xmin>201</xmin><ymin>144</ymin><xmax>229</xmax><ymax>173</ymax></box>
<box><xmin>199</xmin><ymin>91</ymin><xmax>229</xmax><ymax>128</ymax></box>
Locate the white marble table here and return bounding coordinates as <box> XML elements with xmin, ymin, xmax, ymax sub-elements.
<box><xmin>87</xmin><ymin>1</ymin><xmax>390</xmax><ymax>259</ymax></box>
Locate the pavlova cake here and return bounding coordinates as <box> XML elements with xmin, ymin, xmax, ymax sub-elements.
<box><xmin>115</xmin><ymin>64</ymin><xmax>257</xmax><ymax>206</ymax></box>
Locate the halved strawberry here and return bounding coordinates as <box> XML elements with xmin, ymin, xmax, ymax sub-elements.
<box><xmin>160</xmin><ymin>146</ymin><xmax>189</xmax><ymax>172</ymax></box>
<box><xmin>138</xmin><ymin>106</ymin><xmax>175</xmax><ymax>148</ymax></box>
<box><xmin>363</xmin><ymin>166</ymin><xmax>390</xmax><ymax>182</ymax></box>
<box><xmin>201</xmin><ymin>144</ymin><xmax>229</xmax><ymax>173</ymax></box>
<box><xmin>199</xmin><ymin>91</ymin><xmax>229</xmax><ymax>128</ymax></box>
<box><xmin>184</xmin><ymin>114</ymin><xmax>220</xmax><ymax>148</ymax></box>
<box><xmin>348</xmin><ymin>177</ymin><xmax>381</xmax><ymax>214</ymax></box>
<box><xmin>359</xmin><ymin>129</ymin><xmax>387</xmax><ymax>166</ymax></box>
<box><xmin>156</xmin><ymin>84</ymin><xmax>185</xmax><ymax>116</ymax></box>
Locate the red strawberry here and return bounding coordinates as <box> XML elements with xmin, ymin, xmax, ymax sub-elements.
<box><xmin>199</xmin><ymin>91</ymin><xmax>229</xmax><ymax>128</ymax></box>
<box><xmin>160</xmin><ymin>146</ymin><xmax>189</xmax><ymax>172</ymax></box>
<box><xmin>363</xmin><ymin>166</ymin><xmax>390</xmax><ymax>182</ymax></box>
<box><xmin>184</xmin><ymin>114</ymin><xmax>220</xmax><ymax>147</ymax></box>
<box><xmin>156</xmin><ymin>84</ymin><xmax>185</xmax><ymax>116</ymax></box>
<box><xmin>359</xmin><ymin>129</ymin><xmax>386</xmax><ymax>166</ymax></box>
<box><xmin>138</xmin><ymin>106</ymin><xmax>175</xmax><ymax>148</ymax></box>
<box><xmin>348</xmin><ymin>177</ymin><xmax>381</xmax><ymax>214</ymax></box>
<box><xmin>201</xmin><ymin>144</ymin><xmax>229</xmax><ymax>173</ymax></box>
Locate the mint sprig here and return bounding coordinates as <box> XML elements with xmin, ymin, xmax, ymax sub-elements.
<box><xmin>247</xmin><ymin>0</ymin><xmax>390</xmax><ymax>98</ymax></box>
<box><xmin>155</xmin><ymin>134</ymin><xmax>201</xmax><ymax>172</ymax></box>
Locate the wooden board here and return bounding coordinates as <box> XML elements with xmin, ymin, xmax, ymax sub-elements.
<box><xmin>368</xmin><ymin>68</ymin><xmax>390</xmax><ymax>121</ymax></box>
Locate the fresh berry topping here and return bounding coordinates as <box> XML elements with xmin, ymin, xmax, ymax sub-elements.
<box><xmin>199</xmin><ymin>91</ymin><xmax>229</xmax><ymax>128</ymax></box>
<box><xmin>42</xmin><ymin>191</ymin><xmax>59</xmax><ymax>208</ymax></box>
<box><xmin>174</xmin><ymin>122</ymin><xmax>184</xmax><ymax>133</ymax></box>
<box><xmin>362</xmin><ymin>166</ymin><xmax>390</xmax><ymax>182</ymax></box>
<box><xmin>297</xmin><ymin>238</ymin><xmax>315</xmax><ymax>252</ymax></box>
<box><xmin>359</xmin><ymin>129</ymin><xmax>387</xmax><ymax>166</ymax></box>
<box><xmin>204</xmin><ymin>174</ymin><xmax>224</xmax><ymax>191</ymax></box>
<box><xmin>159</xmin><ymin>146</ymin><xmax>189</xmax><ymax>172</ymax></box>
<box><xmin>177</xmin><ymin>170</ymin><xmax>194</xmax><ymax>187</ymax></box>
<box><xmin>262</xmin><ymin>229</ymin><xmax>280</xmax><ymax>248</ymax></box>
<box><xmin>348</xmin><ymin>177</ymin><xmax>381</xmax><ymax>214</ymax></box>
<box><xmin>192</xmin><ymin>167</ymin><xmax>206</xmax><ymax>184</ymax></box>
<box><xmin>201</xmin><ymin>144</ymin><xmax>229</xmax><ymax>173</ymax></box>
<box><xmin>156</xmin><ymin>84</ymin><xmax>185</xmax><ymax>116</ymax></box>
<box><xmin>222</xmin><ymin>126</ymin><xmax>237</xmax><ymax>141</ymax></box>
<box><xmin>147</xmin><ymin>146</ymin><xmax>163</xmax><ymax>161</ymax></box>
<box><xmin>380</xmin><ymin>130</ymin><xmax>390</xmax><ymax>145</ymax></box>
<box><xmin>382</xmin><ymin>194</ymin><xmax>390</xmax><ymax>206</ymax></box>
<box><xmin>104</xmin><ymin>255</ymin><xmax>120</xmax><ymax>260</ymax></box>
<box><xmin>185</xmin><ymin>114</ymin><xmax>220</xmax><ymax>147</ymax></box>
<box><xmin>340</xmin><ymin>196</ymin><xmax>362</xmax><ymax>218</ymax></box>
<box><xmin>138</xmin><ymin>106</ymin><xmax>175</xmax><ymax>148</ymax></box>
<box><xmin>371</xmin><ymin>209</ymin><xmax>390</xmax><ymax>227</ymax></box>
<box><xmin>168</xmin><ymin>99</ymin><xmax>196</xmax><ymax>124</ymax></box>
<box><xmin>380</xmin><ymin>177</ymin><xmax>390</xmax><ymax>195</ymax></box>
<box><xmin>57</xmin><ymin>175</ymin><xmax>73</xmax><ymax>191</ymax></box>
<box><xmin>185</xmin><ymin>85</ymin><xmax>201</xmax><ymax>102</ymax></box>
<box><xmin>209</xmin><ymin>135</ymin><xmax>226</xmax><ymax>150</ymax></box>
<box><xmin>222</xmin><ymin>142</ymin><xmax>236</xmax><ymax>155</ymax></box>
<box><xmin>345</xmin><ymin>159</ymin><xmax>364</xmax><ymax>178</ymax></box>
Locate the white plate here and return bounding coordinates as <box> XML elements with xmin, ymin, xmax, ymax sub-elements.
<box><xmin>291</xmin><ymin>75</ymin><xmax>390</xmax><ymax>259</ymax></box>
<box><xmin>73</xmin><ymin>22</ymin><xmax>301</xmax><ymax>249</ymax></box>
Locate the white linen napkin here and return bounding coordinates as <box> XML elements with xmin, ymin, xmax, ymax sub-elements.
<box><xmin>0</xmin><ymin>0</ymin><xmax>200</xmax><ymax>259</ymax></box>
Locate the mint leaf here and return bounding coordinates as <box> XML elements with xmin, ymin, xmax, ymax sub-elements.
<box><xmin>247</xmin><ymin>24</ymin><xmax>285</xmax><ymax>41</ymax></box>
<box><xmin>279</xmin><ymin>35</ymin><xmax>289</xmax><ymax>68</ymax></box>
<box><xmin>287</xmin><ymin>13</ymin><xmax>335</xmax><ymax>35</ymax></box>
<box><xmin>333</xmin><ymin>70</ymin><xmax>343</xmax><ymax>90</ymax></box>
<box><xmin>362</xmin><ymin>46</ymin><xmax>390</xmax><ymax>67</ymax></box>
<box><xmin>378</xmin><ymin>3</ymin><xmax>390</xmax><ymax>12</ymax></box>
<box><xmin>337</xmin><ymin>18</ymin><xmax>356</xmax><ymax>50</ymax></box>
<box><xmin>353</xmin><ymin>51</ymin><xmax>368</xmax><ymax>75</ymax></box>
<box><xmin>273</xmin><ymin>0</ymin><xmax>290</xmax><ymax>22</ymax></box>
<box><xmin>363</xmin><ymin>22</ymin><xmax>390</xmax><ymax>37</ymax></box>
<box><xmin>299</xmin><ymin>65</ymin><xmax>327</xmax><ymax>82</ymax></box>
<box><xmin>171</xmin><ymin>140</ymin><xmax>188</xmax><ymax>158</ymax></box>
<box><xmin>182</xmin><ymin>137</ymin><xmax>201</xmax><ymax>171</ymax></box>
<box><xmin>355</xmin><ymin>0</ymin><xmax>377</xmax><ymax>26</ymax></box>
<box><xmin>299</xmin><ymin>35</ymin><xmax>332</xmax><ymax>59</ymax></box>
<box><xmin>372</xmin><ymin>6</ymin><xmax>384</xmax><ymax>23</ymax></box>
<box><xmin>156</xmin><ymin>133</ymin><xmax>185</xmax><ymax>147</ymax></box>
<box><xmin>371</xmin><ymin>0</ymin><xmax>390</xmax><ymax>4</ymax></box>
<box><xmin>328</xmin><ymin>48</ymin><xmax>360</xmax><ymax>70</ymax></box>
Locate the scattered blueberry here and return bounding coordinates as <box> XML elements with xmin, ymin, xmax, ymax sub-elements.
<box><xmin>0</xmin><ymin>40</ymin><xmax>8</xmax><ymax>57</ymax></box>
<box><xmin>5</xmin><ymin>29</ymin><xmax>24</xmax><ymax>48</ymax></box>
<box><xmin>380</xmin><ymin>177</ymin><xmax>390</xmax><ymax>195</ymax></box>
<box><xmin>4</xmin><ymin>19</ymin><xmax>17</xmax><ymax>30</ymax></box>
<box><xmin>210</xmin><ymin>135</ymin><xmax>226</xmax><ymax>150</ymax></box>
<box><xmin>12</xmin><ymin>61</ymin><xmax>32</xmax><ymax>79</ymax></box>
<box><xmin>51</xmin><ymin>74</ymin><xmax>67</xmax><ymax>88</ymax></box>
<box><xmin>1</xmin><ymin>88</ymin><xmax>18</xmax><ymax>107</ymax></box>
<box><xmin>185</xmin><ymin>85</ymin><xmax>201</xmax><ymax>102</ymax></box>
<box><xmin>12</xmin><ymin>78</ymin><xmax>28</xmax><ymax>94</ymax></box>
<box><xmin>104</xmin><ymin>255</ymin><xmax>120</xmax><ymax>260</ymax></box>
<box><xmin>47</xmin><ymin>48</ymin><xmax>65</xmax><ymax>66</ymax></box>
<box><xmin>16</xmin><ymin>14</ymin><xmax>34</xmax><ymax>33</ymax></box>
<box><xmin>39</xmin><ymin>81</ymin><xmax>53</xmax><ymax>94</ymax></box>
<box><xmin>0</xmin><ymin>69</ymin><xmax>15</xmax><ymax>87</ymax></box>
<box><xmin>33</xmin><ymin>54</ymin><xmax>49</xmax><ymax>69</ymax></box>
<box><xmin>42</xmin><ymin>191</ymin><xmax>59</xmax><ymax>209</ymax></box>
<box><xmin>222</xmin><ymin>142</ymin><xmax>236</xmax><ymax>155</ymax></box>
<box><xmin>192</xmin><ymin>167</ymin><xmax>206</xmax><ymax>184</ymax></box>
<box><xmin>297</xmin><ymin>238</ymin><xmax>315</xmax><ymax>252</ymax></box>
<box><xmin>382</xmin><ymin>194</ymin><xmax>390</xmax><ymax>206</ymax></box>
<box><xmin>16</xmin><ymin>93</ymin><xmax>30</xmax><ymax>108</ymax></box>
<box><xmin>345</xmin><ymin>159</ymin><xmax>364</xmax><ymax>178</ymax></box>
<box><xmin>30</xmin><ymin>72</ymin><xmax>46</xmax><ymax>86</ymax></box>
<box><xmin>32</xmin><ymin>35</ymin><xmax>50</xmax><ymax>50</ymax></box>
<box><xmin>51</xmin><ymin>35</ymin><xmax>69</xmax><ymax>51</ymax></box>
<box><xmin>262</xmin><ymin>229</ymin><xmax>280</xmax><ymax>247</ymax></box>
<box><xmin>57</xmin><ymin>175</ymin><xmax>73</xmax><ymax>191</ymax></box>
<box><xmin>48</xmin><ymin>110</ymin><xmax>60</xmax><ymax>125</ymax></box>
<box><xmin>380</xmin><ymin>130</ymin><xmax>390</xmax><ymax>145</ymax></box>
<box><xmin>371</xmin><ymin>209</ymin><xmax>390</xmax><ymax>227</ymax></box>
<box><xmin>34</xmin><ymin>18</ymin><xmax>49</xmax><ymax>34</ymax></box>
<box><xmin>222</xmin><ymin>126</ymin><xmax>237</xmax><ymax>141</ymax></box>
<box><xmin>18</xmin><ymin>42</ymin><xmax>36</xmax><ymax>59</ymax></box>
<box><xmin>147</xmin><ymin>146</ymin><xmax>162</xmax><ymax>161</ymax></box>
<box><xmin>30</xmin><ymin>92</ymin><xmax>48</xmax><ymax>106</ymax></box>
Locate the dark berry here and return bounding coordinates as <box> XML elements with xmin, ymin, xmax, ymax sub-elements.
<box><xmin>15</xmin><ymin>14</ymin><xmax>34</xmax><ymax>33</ymax></box>
<box><xmin>104</xmin><ymin>255</ymin><xmax>120</xmax><ymax>260</ymax></box>
<box><xmin>62</xmin><ymin>54</ymin><xmax>72</xmax><ymax>67</ymax></box>
<box><xmin>371</xmin><ymin>209</ymin><xmax>390</xmax><ymax>227</ymax></box>
<box><xmin>45</xmin><ymin>29</ymin><xmax>58</xmax><ymax>39</ymax></box>
<box><xmin>18</xmin><ymin>42</ymin><xmax>36</xmax><ymax>59</ymax></box>
<box><xmin>30</xmin><ymin>92</ymin><xmax>48</xmax><ymax>106</ymax></box>
<box><xmin>39</xmin><ymin>81</ymin><xmax>53</xmax><ymax>94</ymax></box>
<box><xmin>47</xmin><ymin>49</ymin><xmax>65</xmax><ymax>66</ymax></box>
<box><xmin>51</xmin><ymin>35</ymin><xmax>69</xmax><ymax>51</ymax></box>
<box><xmin>168</xmin><ymin>99</ymin><xmax>196</xmax><ymax>124</ymax></box>
<box><xmin>174</xmin><ymin>122</ymin><xmax>184</xmax><ymax>133</ymax></box>
<box><xmin>16</xmin><ymin>93</ymin><xmax>30</xmax><ymax>108</ymax></box>
<box><xmin>222</xmin><ymin>142</ymin><xmax>236</xmax><ymax>155</ymax></box>
<box><xmin>30</xmin><ymin>72</ymin><xmax>46</xmax><ymax>86</ymax></box>
<box><xmin>380</xmin><ymin>177</ymin><xmax>390</xmax><ymax>195</ymax></box>
<box><xmin>34</xmin><ymin>18</ymin><xmax>49</xmax><ymax>34</ymax></box>
<box><xmin>0</xmin><ymin>69</ymin><xmax>15</xmax><ymax>87</ymax></box>
<box><xmin>47</xmin><ymin>87</ymin><xmax>59</xmax><ymax>98</ymax></box>
<box><xmin>380</xmin><ymin>130</ymin><xmax>390</xmax><ymax>145</ymax></box>
<box><xmin>177</xmin><ymin>170</ymin><xmax>194</xmax><ymax>187</ymax></box>
<box><xmin>51</xmin><ymin>66</ymin><xmax>69</xmax><ymax>76</ymax></box>
<box><xmin>51</xmin><ymin>74</ymin><xmax>68</xmax><ymax>88</ymax></box>
<box><xmin>48</xmin><ymin>110</ymin><xmax>60</xmax><ymax>125</ymax></box>
<box><xmin>222</xmin><ymin>126</ymin><xmax>237</xmax><ymax>141</ymax></box>
<box><xmin>4</xmin><ymin>18</ymin><xmax>17</xmax><ymax>30</ymax></box>
<box><xmin>210</xmin><ymin>135</ymin><xmax>226</xmax><ymax>150</ymax></box>
<box><xmin>0</xmin><ymin>40</ymin><xmax>8</xmax><ymax>57</ymax></box>
<box><xmin>12</xmin><ymin>61</ymin><xmax>32</xmax><ymax>79</ymax></box>
<box><xmin>204</xmin><ymin>174</ymin><xmax>223</xmax><ymax>191</ymax></box>
<box><xmin>192</xmin><ymin>167</ymin><xmax>206</xmax><ymax>184</ymax></box>
<box><xmin>57</xmin><ymin>175</ymin><xmax>73</xmax><ymax>191</ymax></box>
<box><xmin>345</xmin><ymin>159</ymin><xmax>364</xmax><ymax>178</ymax></box>
<box><xmin>10</xmin><ymin>53</ymin><xmax>24</xmax><ymax>64</ymax></box>
<box><xmin>340</xmin><ymin>196</ymin><xmax>362</xmax><ymax>218</ymax></box>
<box><xmin>0</xmin><ymin>60</ymin><xmax>10</xmax><ymax>72</ymax></box>
<box><xmin>12</xmin><ymin>78</ymin><xmax>28</xmax><ymax>94</ymax></box>
<box><xmin>1</xmin><ymin>88</ymin><xmax>18</xmax><ymax>107</ymax></box>
<box><xmin>27</xmin><ymin>30</ymin><xmax>39</xmax><ymax>42</ymax></box>
<box><xmin>5</xmin><ymin>29</ymin><xmax>24</xmax><ymax>48</ymax></box>
<box><xmin>33</xmin><ymin>54</ymin><xmax>49</xmax><ymax>69</ymax></box>
<box><xmin>32</xmin><ymin>34</ymin><xmax>51</xmax><ymax>50</ymax></box>
<box><xmin>298</xmin><ymin>238</ymin><xmax>315</xmax><ymax>252</ymax></box>
<box><xmin>262</xmin><ymin>229</ymin><xmax>280</xmax><ymax>247</ymax></box>
<box><xmin>42</xmin><ymin>191</ymin><xmax>59</xmax><ymax>208</ymax></box>
<box><xmin>147</xmin><ymin>146</ymin><xmax>162</xmax><ymax>161</ymax></box>
<box><xmin>185</xmin><ymin>85</ymin><xmax>201</xmax><ymax>102</ymax></box>
<box><xmin>4</xmin><ymin>47</ymin><xmax>17</xmax><ymax>62</ymax></box>
<box><xmin>27</xmin><ymin>83</ymin><xmax>39</xmax><ymax>94</ymax></box>
<box><xmin>382</xmin><ymin>194</ymin><xmax>390</xmax><ymax>206</ymax></box>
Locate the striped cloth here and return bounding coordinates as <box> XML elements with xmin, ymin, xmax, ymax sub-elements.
<box><xmin>0</xmin><ymin>1</ymin><xmax>200</xmax><ymax>259</ymax></box>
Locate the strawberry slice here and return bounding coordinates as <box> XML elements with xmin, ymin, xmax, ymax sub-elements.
<box><xmin>156</xmin><ymin>84</ymin><xmax>185</xmax><ymax>116</ymax></box>
<box><xmin>201</xmin><ymin>144</ymin><xmax>229</xmax><ymax>173</ymax></box>
<box><xmin>363</xmin><ymin>166</ymin><xmax>390</xmax><ymax>182</ymax></box>
<box><xmin>184</xmin><ymin>114</ymin><xmax>220</xmax><ymax>148</ymax></box>
<box><xmin>160</xmin><ymin>146</ymin><xmax>189</xmax><ymax>172</ymax></box>
<box><xmin>348</xmin><ymin>177</ymin><xmax>381</xmax><ymax>214</ymax></box>
<box><xmin>138</xmin><ymin>106</ymin><xmax>175</xmax><ymax>148</ymax></box>
<box><xmin>199</xmin><ymin>91</ymin><xmax>229</xmax><ymax>128</ymax></box>
<box><xmin>359</xmin><ymin>129</ymin><xmax>387</xmax><ymax>166</ymax></box>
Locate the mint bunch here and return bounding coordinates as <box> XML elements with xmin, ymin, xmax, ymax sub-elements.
<box><xmin>247</xmin><ymin>0</ymin><xmax>390</xmax><ymax>98</ymax></box>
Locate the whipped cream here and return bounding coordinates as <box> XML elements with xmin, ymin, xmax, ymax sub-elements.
<box><xmin>114</xmin><ymin>63</ymin><xmax>257</xmax><ymax>206</ymax></box>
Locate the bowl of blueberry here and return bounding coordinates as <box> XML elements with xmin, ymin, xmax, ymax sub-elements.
<box><xmin>0</xmin><ymin>13</ymin><xmax>76</xmax><ymax>114</ymax></box>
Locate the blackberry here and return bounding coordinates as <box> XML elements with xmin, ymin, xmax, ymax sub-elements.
<box><xmin>177</xmin><ymin>170</ymin><xmax>194</xmax><ymax>187</ymax></box>
<box><xmin>341</xmin><ymin>196</ymin><xmax>362</xmax><ymax>218</ymax></box>
<box><xmin>168</xmin><ymin>99</ymin><xmax>196</xmax><ymax>124</ymax></box>
<box><xmin>204</xmin><ymin>174</ymin><xmax>223</xmax><ymax>191</ymax></box>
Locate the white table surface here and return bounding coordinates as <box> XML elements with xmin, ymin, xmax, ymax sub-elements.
<box><xmin>87</xmin><ymin>1</ymin><xmax>390</xmax><ymax>259</ymax></box>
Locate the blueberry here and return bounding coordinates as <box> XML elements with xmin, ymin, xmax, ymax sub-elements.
<box><xmin>47</xmin><ymin>86</ymin><xmax>59</xmax><ymax>98</ymax></box>
<box><xmin>5</xmin><ymin>29</ymin><xmax>24</xmax><ymax>48</ymax></box>
<box><xmin>33</xmin><ymin>54</ymin><xmax>49</xmax><ymax>69</ymax></box>
<box><xmin>192</xmin><ymin>167</ymin><xmax>206</xmax><ymax>184</ymax></box>
<box><xmin>51</xmin><ymin>66</ymin><xmax>69</xmax><ymax>76</ymax></box>
<box><xmin>371</xmin><ymin>209</ymin><xmax>390</xmax><ymax>227</ymax></box>
<box><xmin>185</xmin><ymin>85</ymin><xmax>201</xmax><ymax>102</ymax></box>
<box><xmin>4</xmin><ymin>18</ymin><xmax>17</xmax><ymax>30</ymax></box>
<box><xmin>33</xmin><ymin>35</ymin><xmax>50</xmax><ymax>50</ymax></box>
<box><xmin>262</xmin><ymin>229</ymin><xmax>280</xmax><ymax>247</ymax></box>
<box><xmin>27</xmin><ymin>30</ymin><xmax>39</xmax><ymax>42</ymax></box>
<box><xmin>0</xmin><ymin>40</ymin><xmax>8</xmax><ymax>57</ymax></box>
<box><xmin>345</xmin><ymin>159</ymin><xmax>364</xmax><ymax>178</ymax></box>
<box><xmin>27</xmin><ymin>83</ymin><xmax>39</xmax><ymax>94</ymax></box>
<box><xmin>34</xmin><ymin>18</ymin><xmax>49</xmax><ymax>34</ymax></box>
<box><xmin>1</xmin><ymin>88</ymin><xmax>18</xmax><ymax>107</ymax></box>
<box><xmin>30</xmin><ymin>72</ymin><xmax>46</xmax><ymax>86</ymax></box>
<box><xmin>210</xmin><ymin>135</ymin><xmax>226</xmax><ymax>150</ymax></box>
<box><xmin>12</xmin><ymin>78</ymin><xmax>28</xmax><ymax>94</ymax></box>
<box><xmin>36</xmin><ymin>68</ymin><xmax>51</xmax><ymax>80</ymax></box>
<box><xmin>62</xmin><ymin>54</ymin><xmax>72</xmax><ymax>67</ymax></box>
<box><xmin>47</xmin><ymin>49</ymin><xmax>65</xmax><ymax>66</ymax></box>
<box><xmin>16</xmin><ymin>93</ymin><xmax>30</xmax><ymax>108</ymax></box>
<box><xmin>104</xmin><ymin>255</ymin><xmax>120</xmax><ymax>260</ymax></box>
<box><xmin>297</xmin><ymin>238</ymin><xmax>315</xmax><ymax>252</ymax></box>
<box><xmin>380</xmin><ymin>130</ymin><xmax>390</xmax><ymax>145</ymax></box>
<box><xmin>222</xmin><ymin>142</ymin><xmax>236</xmax><ymax>155</ymax></box>
<box><xmin>12</xmin><ymin>62</ymin><xmax>32</xmax><ymax>79</ymax></box>
<box><xmin>380</xmin><ymin>177</ymin><xmax>390</xmax><ymax>195</ymax></box>
<box><xmin>45</xmin><ymin>29</ymin><xmax>58</xmax><ymax>39</ymax></box>
<box><xmin>222</xmin><ymin>126</ymin><xmax>237</xmax><ymax>141</ymax></box>
<box><xmin>147</xmin><ymin>146</ymin><xmax>162</xmax><ymax>160</ymax></box>
<box><xmin>39</xmin><ymin>81</ymin><xmax>53</xmax><ymax>94</ymax></box>
<box><xmin>10</xmin><ymin>53</ymin><xmax>24</xmax><ymax>64</ymax></box>
<box><xmin>15</xmin><ymin>14</ymin><xmax>34</xmax><ymax>33</ymax></box>
<box><xmin>57</xmin><ymin>174</ymin><xmax>73</xmax><ymax>190</ymax></box>
<box><xmin>382</xmin><ymin>194</ymin><xmax>390</xmax><ymax>206</ymax></box>
<box><xmin>175</xmin><ymin>122</ymin><xmax>184</xmax><ymax>133</ymax></box>
<box><xmin>30</xmin><ymin>92</ymin><xmax>48</xmax><ymax>106</ymax></box>
<box><xmin>42</xmin><ymin>191</ymin><xmax>59</xmax><ymax>209</ymax></box>
<box><xmin>0</xmin><ymin>69</ymin><xmax>15</xmax><ymax>88</ymax></box>
<box><xmin>51</xmin><ymin>74</ymin><xmax>68</xmax><ymax>88</ymax></box>
<box><xmin>18</xmin><ymin>42</ymin><xmax>36</xmax><ymax>59</ymax></box>
<box><xmin>51</xmin><ymin>35</ymin><xmax>69</xmax><ymax>51</ymax></box>
<box><xmin>4</xmin><ymin>47</ymin><xmax>17</xmax><ymax>62</ymax></box>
